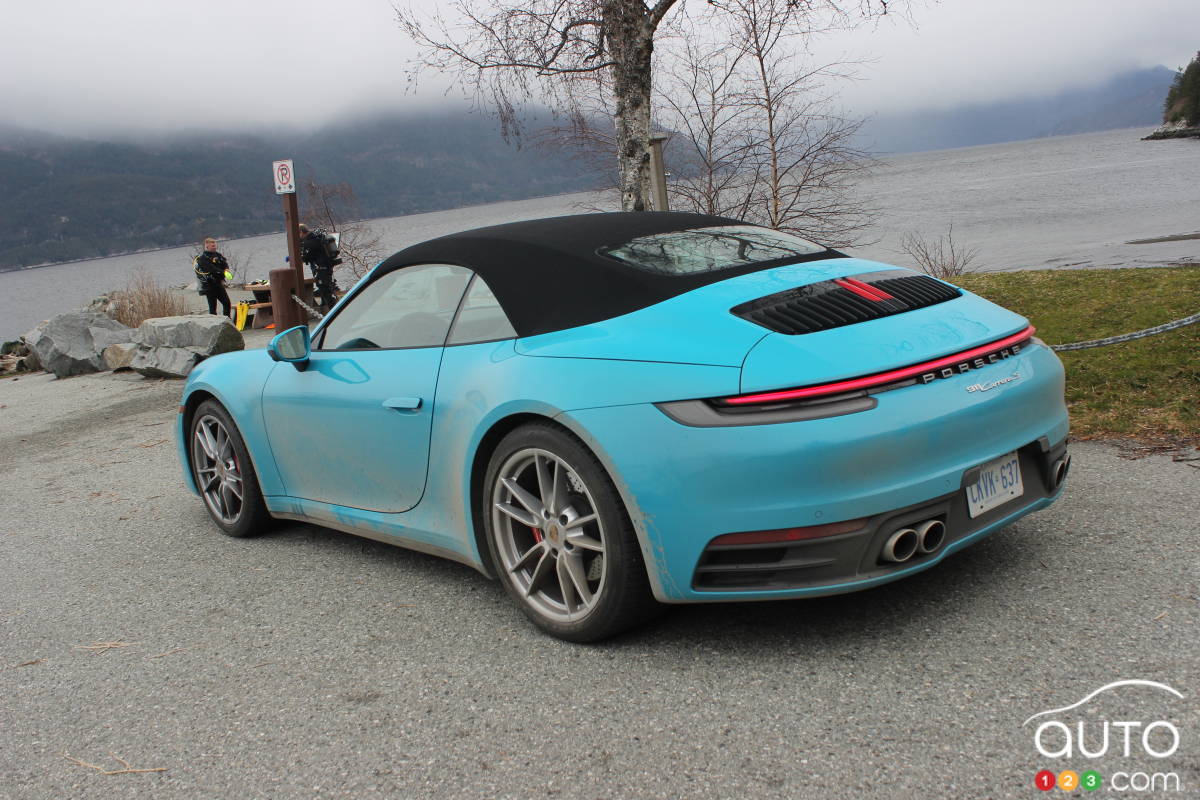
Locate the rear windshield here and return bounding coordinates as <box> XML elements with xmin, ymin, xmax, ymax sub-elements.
<box><xmin>598</xmin><ymin>224</ymin><xmax>825</xmax><ymax>275</ymax></box>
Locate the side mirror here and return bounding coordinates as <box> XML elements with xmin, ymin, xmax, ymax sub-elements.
<box><xmin>267</xmin><ymin>326</ymin><xmax>311</xmax><ymax>371</ymax></box>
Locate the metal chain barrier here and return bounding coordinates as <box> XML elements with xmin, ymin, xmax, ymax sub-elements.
<box><xmin>292</xmin><ymin>294</ymin><xmax>325</xmax><ymax>321</ymax></box>
<box><xmin>1049</xmin><ymin>310</ymin><xmax>1200</xmax><ymax>352</ymax></box>
<box><xmin>292</xmin><ymin>288</ymin><xmax>1194</xmax><ymax>350</ymax></box>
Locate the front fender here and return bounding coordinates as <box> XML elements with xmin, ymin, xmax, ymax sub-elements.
<box><xmin>177</xmin><ymin>349</ymin><xmax>284</xmax><ymax>497</ymax></box>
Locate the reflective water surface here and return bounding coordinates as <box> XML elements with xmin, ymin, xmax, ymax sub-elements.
<box><xmin>3</xmin><ymin>127</ymin><xmax>1197</xmax><ymax>341</ymax></box>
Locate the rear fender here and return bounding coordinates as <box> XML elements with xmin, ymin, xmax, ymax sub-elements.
<box><xmin>550</xmin><ymin>409</ymin><xmax>679</xmax><ymax>603</ymax></box>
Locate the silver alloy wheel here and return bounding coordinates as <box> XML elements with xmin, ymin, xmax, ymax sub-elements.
<box><xmin>491</xmin><ymin>448</ymin><xmax>607</xmax><ymax>622</ymax></box>
<box><xmin>192</xmin><ymin>413</ymin><xmax>245</xmax><ymax>525</ymax></box>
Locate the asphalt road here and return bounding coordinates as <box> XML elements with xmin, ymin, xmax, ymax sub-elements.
<box><xmin>1</xmin><ymin>369</ymin><xmax>1197</xmax><ymax>799</ymax></box>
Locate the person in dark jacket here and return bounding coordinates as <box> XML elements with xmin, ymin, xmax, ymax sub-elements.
<box><xmin>298</xmin><ymin>223</ymin><xmax>338</xmax><ymax>309</ymax></box>
<box><xmin>193</xmin><ymin>237</ymin><xmax>232</xmax><ymax>317</ymax></box>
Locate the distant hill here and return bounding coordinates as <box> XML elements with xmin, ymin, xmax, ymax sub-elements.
<box><xmin>0</xmin><ymin>112</ymin><xmax>597</xmax><ymax>270</ymax></box>
<box><xmin>0</xmin><ymin>66</ymin><xmax>1181</xmax><ymax>268</ymax></box>
<box><xmin>859</xmin><ymin>66</ymin><xmax>1177</xmax><ymax>153</ymax></box>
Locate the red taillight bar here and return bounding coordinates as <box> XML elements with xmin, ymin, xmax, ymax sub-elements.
<box><xmin>720</xmin><ymin>325</ymin><xmax>1036</xmax><ymax>407</ymax></box>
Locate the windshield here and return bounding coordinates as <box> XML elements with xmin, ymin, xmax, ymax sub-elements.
<box><xmin>598</xmin><ymin>225</ymin><xmax>825</xmax><ymax>275</ymax></box>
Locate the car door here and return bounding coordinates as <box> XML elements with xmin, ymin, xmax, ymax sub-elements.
<box><xmin>261</xmin><ymin>264</ymin><xmax>473</xmax><ymax>513</ymax></box>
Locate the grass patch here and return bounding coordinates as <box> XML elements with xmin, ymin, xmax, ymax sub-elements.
<box><xmin>110</xmin><ymin>269</ymin><xmax>187</xmax><ymax>328</ymax></box>
<box><xmin>956</xmin><ymin>265</ymin><xmax>1200</xmax><ymax>445</ymax></box>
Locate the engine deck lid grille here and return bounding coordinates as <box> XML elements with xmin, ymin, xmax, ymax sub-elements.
<box><xmin>732</xmin><ymin>270</ymin><xmax>962</xmax><ymax>334</ymax></box>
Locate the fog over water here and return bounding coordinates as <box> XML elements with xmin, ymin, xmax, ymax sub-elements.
<box><xmin>2</xmin><ymin>127</ymin><xmax>1197</xmax><ymax>342</ymax></box>
<box><xmin>4</xmin><ymin>0</ymin><xmax>1198</xmax><ymax>135</ymax></box>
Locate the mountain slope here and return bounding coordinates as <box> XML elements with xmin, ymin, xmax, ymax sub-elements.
<box><xmin>859</xmin><ymin>66</ymin><xmax>1176</xmax><ymax>153</ymax></box>
<box><xmin>0</xmin><ymin>112</ymin><xmax>596</xmax><ymax>269</ymax></box>
<box><xmin>0</xmin><ymin>66</ymin><xmax>1180</xmax><ymax>268</ymax></box>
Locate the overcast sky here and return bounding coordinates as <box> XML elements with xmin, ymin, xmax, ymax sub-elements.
<box><xmin>1</xmin><ymin>0</ymin><xmax>1197</xmax><ymax>137</ymax></box>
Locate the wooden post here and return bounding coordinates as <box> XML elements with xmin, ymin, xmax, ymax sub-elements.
<box><xmin>268</xmin><ymin>267</ymin><xmax>300</xmax><ymax>331</ymax></box>
<box><xmin>282</xmin><ymin>192</ymin><xmax>305</xmax><ymax>291</ymax></box>
<box><xmin>649</xmin><ymin>136</ymin><xmax>669</xmax><ymax>212</ymax></box>
<box><xmin>271</xmin><ymin>159</ymin><xmax>305</xmax><ymax>331</ymax></box>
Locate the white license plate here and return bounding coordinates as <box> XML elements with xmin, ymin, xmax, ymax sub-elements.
<box><xmin>965</xmin><ymin>452</ymin><xmax>1023</xmax><ymax>518</ymax></box>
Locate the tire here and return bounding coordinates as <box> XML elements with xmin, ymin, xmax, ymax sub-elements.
<box><xmin>482</xmin><ymin>422</ymin><xmax>657</xmax><ymax>642</ymax></box>
<box><xmin>189</xmin><ymin>399</ymin><xmax>272</xmax><ymax>538</ymax></box>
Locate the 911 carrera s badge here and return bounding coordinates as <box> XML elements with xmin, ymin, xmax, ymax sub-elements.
<box><xmin>917</xmin><ymin>342</ymin><xmax>1024</xmax><ymax>385</ymax></box>
<box><xmin>966</xmin><ymin>372</ymin><xmax>1022</xmax><ymax>393</ymax></box>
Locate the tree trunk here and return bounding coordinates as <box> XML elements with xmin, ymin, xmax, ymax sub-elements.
<box><xmin>605</xmin><ymin>2</ymin><xmax>655</xmax><ymax>212</ymax></box>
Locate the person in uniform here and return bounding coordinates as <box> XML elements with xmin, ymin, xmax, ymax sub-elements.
<box><xmin>298</xmin><ymin>223</ymin><xmax>338</xmax><ymax>309</ymax></box>
<box><xmin>193</xmin><ymin>237</ymin><xmax>232</xmax><ymax>318</ymax></box>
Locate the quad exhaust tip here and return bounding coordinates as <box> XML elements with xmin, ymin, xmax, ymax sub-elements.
<box><xmin>1051</xmin><ymin>455</ymin><xmax>1071</xmax><ymax>491</ymax></box>
<box><xmin>881</xmin><ymin>518</ymin><xmax>946</xmax><ymax>563</ymax></box>
<box><xmin>915</xmin><ymin>519</ymin><xmax>946</xmax><ymax>554</ymax></box>
<box><xmin>881</xmin><ymin>528</ymin><xmax>919</xmax><ymax>563</ymax></box>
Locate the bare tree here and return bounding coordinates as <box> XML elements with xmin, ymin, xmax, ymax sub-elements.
<box><xmin>531</xmin><ymin>107</ymin><xmax>621</xmax><ymax>204</ymax></box>
<box><xmin>726</xmin><ymin>0</ymin><xmax>875</xmax><ymax>244</ymax></box>
<box><xmin>899</xmin><ymin>224</ymin><xmax>981</xmax><ymax>280</ymax></box>
<box><xmin>658</xmin><ymin>33</ymin><xmax>759</xmax><ymax>219</ymax></box>
<box><xmin>299</xmin><ymin>179</ymin><xmax>386</xmax><ymax>281</ymax></box>
<box><xmin>643</xmin><ymin>2</ymin><xmax>876</xmax><ymax>245</ymax></box>
<box><xmin>395</xmin><ymin>0</ymin><xmax>899</xmax><ymax>213</ymax></box>
<box><xmin>396</xmin><ymin>1</ymin><xmax>673</xmax><ymax>212</ymax></box>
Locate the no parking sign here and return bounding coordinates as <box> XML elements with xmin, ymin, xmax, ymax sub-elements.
<box><xmin>272</xmin><ymin>159</ymin><xmax>295</xmax><ymax>194</ymax></box>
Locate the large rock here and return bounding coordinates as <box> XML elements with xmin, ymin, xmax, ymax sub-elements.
<box><xmin>23</xmin><ymin>311</ymin><xmax>136</xmax><ymax>378</ymax></box>
<box><xmin>15</xmin><ymin>340</ymin><xmax>40</xmax><ymax>372</ymax></box>
<box><xmin>127</xmin><ymin>316</ymin><xmax>243</xmax><ymax>379</ymax></box>
<box><xmin>87</xmin><ymin>293</ymin><xmax>119</xmax><ymax>318</ymax></box>
<box><xmin>103</xmin><ymin>342</ymin><xmax>139</xmax><ymax>371</ymax></box>
<box><xmin>138</xmin><ymin>316</ymin><xmax>243</xmax><ymax>355</ymax></box>
<box><xmin>130</xmin><ymin>347</ymin><xmax>203</xmax><ymax>379</ymax></box>
<box><xmin>93</xmin><ymin>324</ymin><xmax>140</xmax><ymax>352</ymax></box>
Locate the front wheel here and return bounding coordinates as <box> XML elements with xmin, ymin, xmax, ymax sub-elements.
<box><xmin>189</xmin><ymin>399</ymin><xmax>271</xmax><ymax>538</ymax></box>
<box><xmin>483</xmin><ymin>423</ymin><xmax>656</xmax><ymax>642</ymax></box>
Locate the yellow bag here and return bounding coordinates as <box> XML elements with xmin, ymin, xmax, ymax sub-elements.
<box><xmin>234</xmin><ymin>301</ymin><xmax>250</xmax><ymax>331</ymax></box>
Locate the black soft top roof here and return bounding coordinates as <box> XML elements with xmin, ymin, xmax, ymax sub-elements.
<box><xmin>376</xmin><ymin>211</ymin><xmax>843</xmax><ymax>337</ymax></box>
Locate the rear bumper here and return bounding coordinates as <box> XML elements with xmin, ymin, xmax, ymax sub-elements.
<box><xmin>691</xmin><ymin>438</ymin><xmax>1067</xmax><ymax>592</ymax></box>
<box><xmin>561</xmin><ymin>342</ymin><xmax>1069</xmax><ymax>603</ymax></box>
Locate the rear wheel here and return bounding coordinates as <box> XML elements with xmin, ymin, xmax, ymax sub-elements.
<box><xmin>189</xmin><ymin>400</ymin><xmax>271</xmax><ymax>538</ymax></box>
<box><xmin>483</xmin><ymin>423</ymin><xmax>656</xmax><ymax>642</ymax></box>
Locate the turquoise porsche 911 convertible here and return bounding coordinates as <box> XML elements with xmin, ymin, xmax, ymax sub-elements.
<box><xmin>178</xmin><ymin>212</ymin><xmax>1070</xmax><ymax>641</ymax></box>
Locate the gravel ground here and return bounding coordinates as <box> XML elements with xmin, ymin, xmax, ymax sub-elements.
<box><xmin>1</xmin><ymin>364</ymin><xmax>1197</xmax><ymax>799</ymax></box>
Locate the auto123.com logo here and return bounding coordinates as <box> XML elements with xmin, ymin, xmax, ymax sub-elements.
<box><xmin>1024</xmin><ymin>680</ymin><xmax>1186</xmax><ymax>793</ymax></box>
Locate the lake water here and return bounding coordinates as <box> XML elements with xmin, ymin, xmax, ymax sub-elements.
<box><xmin>2</xmin><ymin>126</ymin><xmax>1197</xmax><ymax>342</ymax></box>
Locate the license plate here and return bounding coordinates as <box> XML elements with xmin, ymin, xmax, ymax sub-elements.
<box><xmin>965</xmin><ymin>451</ymin><xmax>1023</xmax><ymax>518</ymax></box>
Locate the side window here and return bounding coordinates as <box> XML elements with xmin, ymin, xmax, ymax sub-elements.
<box><xmin>318</xmin><ymin>264</ymin><xmax>472</xmax><ymax>350</ymax></box>
<box><xmin>447</xmin><ymin>275</ymin><xmax>518</xmax><ymax>345</ymax></box>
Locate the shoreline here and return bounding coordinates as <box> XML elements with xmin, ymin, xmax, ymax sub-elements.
<box><xmin>0</xmin><ymin>188</ymin><xmax>603</xmax><ymax>276</ymax></box>
<box><xmin>1141</xmin><ymin>126</ymin><xmax>1200</xmax><ymax>141</ymax></box>
<box><xmin>5</xmin><ymin>128</ymin><xmax>1199</xmax><ymax>342</ymax></box>
<box><xmin>4</xmin><ymin>256</ymin><xmax>1196</xmax><ymax>353</ymax></box>
<box><xmin>0</xmin><ymin>228</ymin><xmax>284</xmax><ymax>274</ymax></box>
<box><xmin>3</xmin><ymin>125</ymin><xmax>1185</xmax><ymax>274</ymax></box>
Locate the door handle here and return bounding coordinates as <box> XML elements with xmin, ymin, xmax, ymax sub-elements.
<box><xmin>383</xmin><ymin>396</ymin><xmax>422</xmax><ymax>410</ymax></box>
